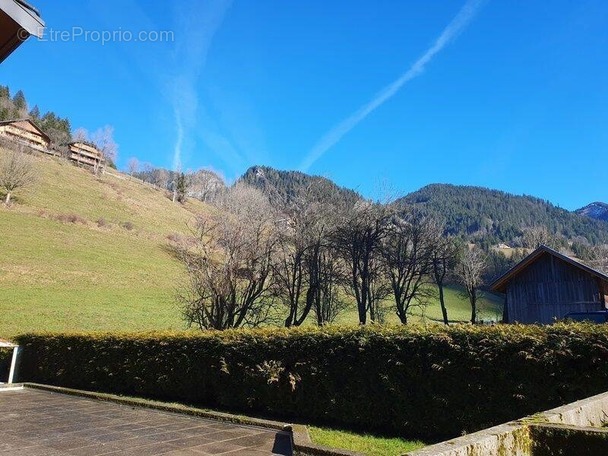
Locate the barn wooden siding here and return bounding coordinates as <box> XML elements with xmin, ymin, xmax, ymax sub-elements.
<box><xmin>505</xmin><ymin>253</ymin><xmax>605</xmax><ymax>324</ymax></box>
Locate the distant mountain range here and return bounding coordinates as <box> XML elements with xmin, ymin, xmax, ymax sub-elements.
<box><xmin>398</xmin><ymin>184</ymin><xmax>608</xmax><ymax>246</ymax></box>
<box><xmin>576</xmin><ymin>202</ymin><xmax>608</xmax><ymax>222</ymax></box>
<box><xmin>240</xmin><ymin>166</ymin><xmax>608</xmax><ymax>249</ymax></box>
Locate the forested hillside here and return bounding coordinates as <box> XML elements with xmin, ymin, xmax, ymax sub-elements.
<box><xmin>576</xmin><ymin>202</ymin><xmax>608</xmax><ymax>222</ymax></box>
<box><xmin>399</xmin><ymin>184</ymin><xmax>608</xmax><ymax>248</ymax></box>
<box><xmin>238</xmin><ymin>167</ymin><xmax>608</xmax><ymax>255</ymax></box>
<box><xmin>239</xmin><ymin>165</ymin><xmax>361</xmax><ymax>208</ymax></box>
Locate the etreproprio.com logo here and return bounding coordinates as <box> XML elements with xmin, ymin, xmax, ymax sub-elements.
<box><xmin>19</xmin><ymin>27</ymin><xmax>175</xmax><ymax>45</ymax></box>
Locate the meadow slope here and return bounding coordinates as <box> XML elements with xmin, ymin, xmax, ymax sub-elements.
<box><xmin>0</xmin><ymin>148</ymin><xmax>502</xmax><ymax>337</ymax></box>
<box><xmin>0</xmin><ymin>148</ymin><xmax>209</xmax><ymax>336</ymax></box>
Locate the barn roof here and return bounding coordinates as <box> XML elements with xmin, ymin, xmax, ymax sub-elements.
<box><xmin>490</xmin><ymin>245</ymin><xmax>608</xmax><ymax>294</ymax></box>
<box><xmin>0</xmin><ymin>118</ymin><xmax>51</xmax><ymax>143</ymax></box>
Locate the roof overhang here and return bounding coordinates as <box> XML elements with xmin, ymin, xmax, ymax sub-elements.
<box><xmin>0</xmin><ymin>0</ymin><xmax>44</xmax><ymax>64</ymax></box>
<box><xmin>490</xmin><ymin>245</ymin><xmax>608</xmax><ymax>294</ymax></box>
<box><xmin>0</xmin><ymin>118</ymin><xmax>51</xmax><ymax>143</ymax></box>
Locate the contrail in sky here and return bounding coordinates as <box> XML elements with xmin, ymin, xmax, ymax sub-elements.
<box><xmin>299</xmin><ymin>0</ymin><xmax>485</xmax><ymax>172</ymax></box>
<box><xmin>173</xmin><ymin>108</ymin><xmax>184</xmax><ymax>171</ymax></box>
<box><xmin>171</xmin><ymin>0</ymin><xmax>232</xmax><ymax>171</ymax></box>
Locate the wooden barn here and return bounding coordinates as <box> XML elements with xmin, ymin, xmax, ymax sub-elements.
<box><xmin>491</xmin><ymin>245</ymin><xmax>608</xmax><ymax>324</ymax></box>
<box><xmin>67</xmin><ymin>141</ymin><xmax>104</xmax><ymax>170</ymax></box>
<box><xmin>0</xmin><ymin>118</ymin><xmax>50</xmax><ymax>152</ymax></box>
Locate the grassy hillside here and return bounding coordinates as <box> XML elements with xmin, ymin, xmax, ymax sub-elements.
<box><xmin>334</xmin><ymin>285</ymin><xmax>503</xmax><ymax>326</ymax></box>
<box><xmin>0</xmin><ymin>149</ymin><xmax>503</xmax><ymax>338</ymax></box>
<box><xmin>0</xmin><ymin>148</ymin><xmax>209</xmax><ymax>337</ymax></box>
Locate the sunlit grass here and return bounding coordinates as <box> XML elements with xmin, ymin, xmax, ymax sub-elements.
<box><xmin>0</xmin><ymin>148</ymin><xmax>504</xmax><ymax>338</ymax></box>
<box><xmin>333</xmin><ymin>284</ymin><xmax>503</xmax><ymax>327</ymax></box>
<box><xmin>0</xmin><ymin>150</ymin><xmax>205</xmax><ymax>337</ymax></box>
<box><xmin>309</xmin><ymin>426</ymin><xmax>426</xmax><ymax>455</ymax></box>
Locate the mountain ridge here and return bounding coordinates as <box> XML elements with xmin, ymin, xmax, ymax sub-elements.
<box><xmin>238</xmin><ymin>167</ymin><xmax>608</xmax><ymax>250</ymax></box>
<box><xmin>576</xmin><ymin>202</ymin><xmax>608</xmax><ymax>222</ymax></box>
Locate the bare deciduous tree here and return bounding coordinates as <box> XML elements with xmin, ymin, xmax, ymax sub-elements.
<box><xmin>430</xmin><ymin>230</ymin><xmax>458</xmax><ymax>325</ymax></box>
<box><xmin>381</xmin><ymin>210</ymin><xmax>437</xmax><ymax>324</ymax></box>
<box><xmin>586</xmin><ymin>244</ymin><xmax>608</xmax><ymax>274</ymax></box>
<box><xmin>127</xmin><ymin>157</ymin><xmax>139</xmax><ymax>177</ymax></box>
<box><xmin>312</xmin><ymin>251</ymin><xmax>348</xmax><ymax>324</ymax></box>
<box><xmin>176</xmin><ymin>183</ymin><xmax>279</xmax><ymax>330</ymax></box>
<box><xmin>152</xmin><ymin>168</ymin><xmax>170</xmax><ymax>190</ymax></box>
<box><xmin>333</xmin><ymin>200</ymin><xmax>392</xmax><ymax>324</ymax></box>
<box><xmin>522</xmin><ymin>226</ymin><xmax>553</xmax><ymax>249</ymax></box>
<box><xmin>91</xmin><ymin>125</ymin><xmax>118</xmax><ymax>163</ymax></box>
<box><xmin>0</xmin><ymin>148</ymin><xmax>36</xmax><ymax>205</ymax></box>
<box><xmin>72</xmin><ymin>127</ymin><xmax>89</xmax><ymax>143</ymax></box>
<box><xmin>457</xmin><ymin>246</ymin><xmax>487</xmax><ymax>324</ymax></box>
<box><xmin>272</xmin><ymin>182</ymin><xmax>345</xmax><ymax>326</ymax></box>
<box><xmin>273</xmin><ymin>202</ymin><xmax>314</xmax><ymax>327</ymax></box>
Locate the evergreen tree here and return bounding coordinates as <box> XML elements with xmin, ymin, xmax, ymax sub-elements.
<box><xmin>12</xmin><ymin>90</ymin><xmax>27</xmax><ymax>115</ymax></box>
<box><xmin>176</xmin><ymin>172</ymin><xmax>188</xmax><ymax>203</ymax></box>
<box><xmin>29</xmin><ymin>105</ymin><xmax>41</xmax><ymax>120</ymax></box>
<box><xmin>40</xmin><ymin>112</ymin><xmax>71</xmax><ymax>145</ymax></box>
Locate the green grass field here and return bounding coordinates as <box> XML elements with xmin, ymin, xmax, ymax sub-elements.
<box><xmin>309</xmin><ymin>426</ymin><xmax>426</xmax><ymax>456</ymax></box>
<box><xmin>0</xmin><ymin>150</ymin><xmax>208</xmax><ymax>337</ymax></box>
<box><xmin>0</xmin><ymin>147</ymin><xmax>504</xmax><ymax>338</ymax></box>
<box><xmin>333</xmin><ymin>285</ymin><xmax>503</xmax><ymax>327</ymax></box>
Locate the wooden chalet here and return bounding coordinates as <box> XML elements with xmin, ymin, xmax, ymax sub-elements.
<box><xmin>67</xmin><ymin>141</ymin><xmax>104</xmax><ymax>170</ymax></box>
<box><xmin>0</xmin><ymin>118</ymin><xmax>50</xmax><ymax>152</ymax></box>
<box><xmin>491</xmin><ymin>245</ymin><xmax>608</xmax><ymax>324</ymax></box>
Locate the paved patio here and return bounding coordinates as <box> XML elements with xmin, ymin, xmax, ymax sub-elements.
<box><xmin>0</xmin><ymin>388</ymin><xmax>292</xmax><ymax>455</ymax></box>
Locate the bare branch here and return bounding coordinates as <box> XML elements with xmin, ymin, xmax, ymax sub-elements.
<box><xmin>0</xmin><ymin>148</ymin><xmax>36</xmax><ymax>205</ymax></box>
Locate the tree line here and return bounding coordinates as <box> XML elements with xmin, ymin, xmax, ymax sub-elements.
<box><xmin>172</xmin><ymin>181</ymin><xmax>513</xmax><ymax>331</ymax></box>
<box><xmin>131</xmin><ymin>165</ymin><xmax>226</xmax><ymax>204</ymax></box>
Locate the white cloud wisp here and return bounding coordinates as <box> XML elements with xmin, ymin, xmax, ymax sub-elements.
<box><xmin>170</xmin><ymin>0</ymin><xmax>232</xmax><ymax>171</ymax></box>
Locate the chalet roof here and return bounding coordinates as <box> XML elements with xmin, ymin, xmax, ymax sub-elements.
<box><xmin>0</xmin><ymin>0</ymin><xmax>45</xmax><ymax>63</ymax></box>
<box><xmin>490</xmin><ymin>245</ymin><xmax>608</xmax><ymax>293</ymax></box>
<box><xmin>0</xmin><ymin>117</ymin><xmax>50</xmax><ymax>143</ymax></box>
<box><xmin>67</xmin><ymin>141</ymin><xmax>102</xmax><ymax>152</ymax></box>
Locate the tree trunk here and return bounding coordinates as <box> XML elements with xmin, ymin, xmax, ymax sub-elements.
<box><xmin>358</xmin><ymin>303</ymin><xmax>367</xmax><ymax>325</ymax></box>
<box><xmin>470</xmin><ymin>289</ymin><xmax>477</xmax><ymax>324</ymax></box>
<box><xmin>284</xmin><ymin>309</ymin><xmax>295</xmax><ymax>327</ymax></box>
<box><xmin>4</xmin><ymin>192</ymin><xmax>11</xmax><ymax>205</ymax></box>
<box><xmin>398</xmin><ymin>311</ymin><xmax>408</xmax><ymax>324</ymax></box>
<box><xmin>358</xmin><ymin>293</ymin><xmax>367</xmax><ymax>325</ymax></box>
<box><xmin>438</xmin><ymin>283</ymin><xmax>449</xmax><ymax>325</ymax></box>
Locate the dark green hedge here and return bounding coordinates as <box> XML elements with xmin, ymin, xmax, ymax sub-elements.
<box><xmin>0</xmin><ymin>348</ymin><xmax>12</xmax><ymax>382</ymax></box>
<box><xmin>14</xmin><ymin>324</ymin><xmax>608</xmax><ymax>440</ymax></box>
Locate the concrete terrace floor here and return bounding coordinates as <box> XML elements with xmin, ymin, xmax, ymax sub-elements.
<box><xmin>0</xmin><ymin>389</ymin><xmax>292</xmax><ymax>455</ymax></box>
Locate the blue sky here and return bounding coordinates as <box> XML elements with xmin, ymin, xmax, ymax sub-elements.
<box><xmin>1</xmin><ymin>0</ymin><xmax>607</xmax><ymax>210</ymax></box>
